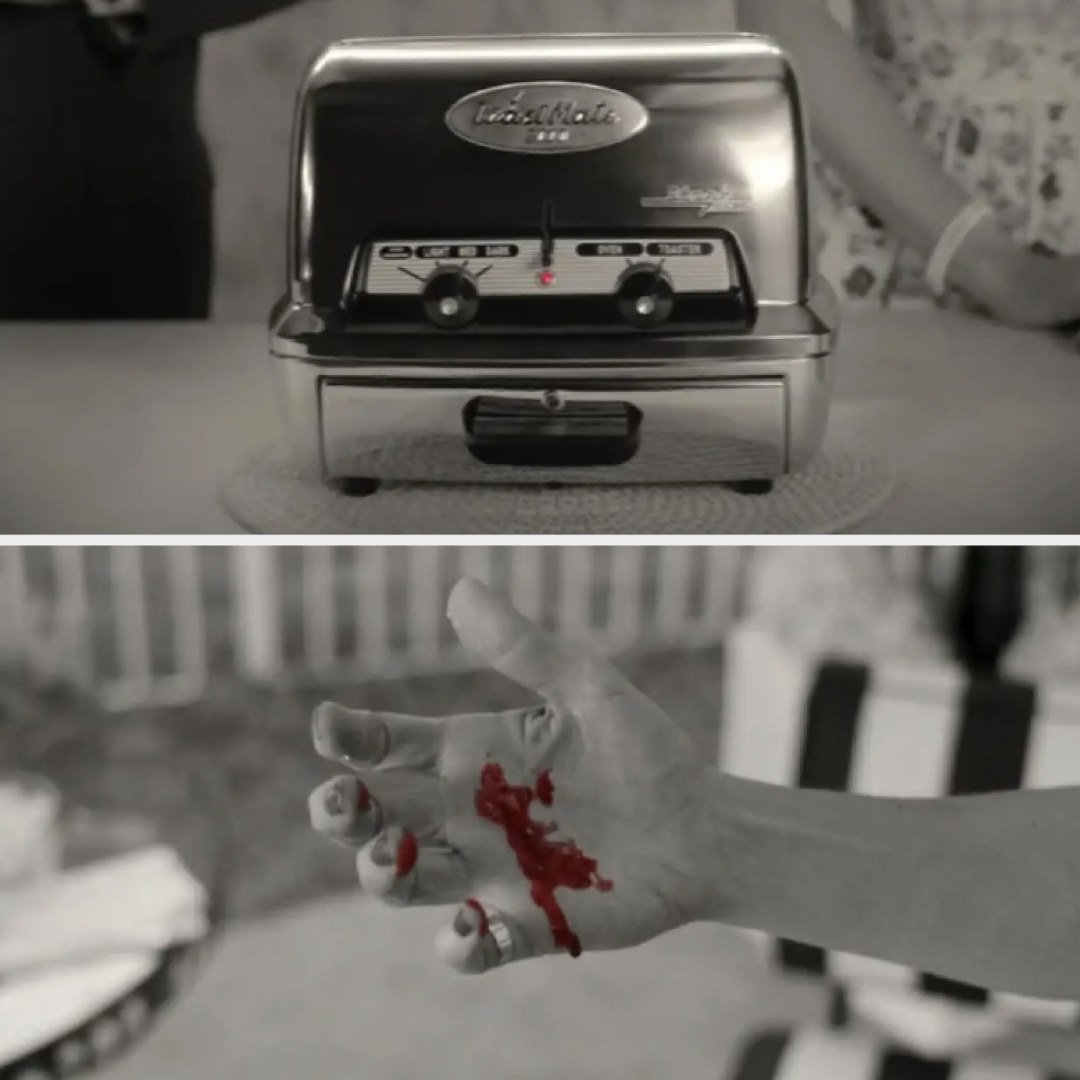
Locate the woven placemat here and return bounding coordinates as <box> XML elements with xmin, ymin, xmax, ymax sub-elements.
<box><xmin>220</xmin><ymin>442</ymin><xmax>897</xmax><ymax>534</ymax></box>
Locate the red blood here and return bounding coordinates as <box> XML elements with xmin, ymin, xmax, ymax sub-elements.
<box><xmin>474</xmin><ymin>763</ymin><xmax>613</xmax><ymax>957</ymax></box>
<box><xmin>356</xmin><ymin>782</ymin><xmax>372</xmax><ymax>813</ymax></box>
<box><xmin>395</xmin><ymin>831</ymin><xmax>418</xmax><ymax>877</ymax></box>
<box><xmin>464</xmin><ymin>898</ymin><xmax>489</xmax><ymax>937</ymax></box>
<box><xmin>536</xmin><ymin>770</ymin><xmax>555</xmax><ymax>807</ymax></box>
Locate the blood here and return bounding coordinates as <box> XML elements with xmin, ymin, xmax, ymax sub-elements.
<box><xmin>395</xmin><ymin>830</ymin><xmax>418</xmax><ymax>877</ymax></box>
<box><xmin>474</xmin><ymin>763</ymin><xmax>612</xmax><ymax>958</ymax></box>
<box><xmin>535</xmin><ymin>770</ymin><xmax>555</xmax><ymax>807</ymax></box>
<box><xmin>356</xmin><ymin>782</ymin><xmax>371</xmax><ymax>813</ymax></box>
<box><xmin>464</xmin><ymin>898</ymin><xmax>489</xmax><ymax>937</ymax></box>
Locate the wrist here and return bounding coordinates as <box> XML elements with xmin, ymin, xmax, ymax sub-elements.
<box><xmin>702</xmin><ymin>774</ymin><xmax>887</xmax><ymax>943</ymax></box>
<box><xmin>945</xmin><ymin>210</ymin><xmax>1019</xmax><ymax>309</ymax></box>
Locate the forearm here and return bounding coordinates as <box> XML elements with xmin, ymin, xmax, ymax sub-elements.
<box><xmin>715</xmin><ymin>774</ymin><xmax>1080</xmax><ymax>1000</ymax></box>
<box><xmin>735</xmin><ymin>0</ymin><xmax>1013</xmax><ymax>294</ymax></box>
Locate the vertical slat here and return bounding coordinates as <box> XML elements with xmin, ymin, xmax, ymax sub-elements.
<box><xmin>556</xmin><ymin>547</ymin><xmax>592</xmax><ymax>636</ymax></box>
<box><xmin>886</xmin><ymin>545</ymin><xmax>920</xmax><ymax>588</ymax></box>
<box><xmin>302</xmin><ymin>547</ymin><xmax>337</xmax><ymax>673</ymax></box>
<box><xmin>607</xmin><ymin>546</ymin><xmax>645</xmax><ymax>649</ymax></box>
<box><xmin>110</xmin><ymin>547</ymin><xmax>153</xmax><ymax>696</ymax></box>
<box><xmin>459</xmin><ymin>545</ymin><xmax>495</xmax><ymax>585</ymax></box>
<box><xmin>53</xmin><ymin>547</ymin><xmax>92</xmax><ymax>688</ymax></box>
<box><xmin>230</xmin><ymin>547</ymin><xmax>282</xmax><ymax>680</ymax></box>
<box><xmin>927</xmin><ymin>545</ymin><xmax>961</xmax><ymax>594</ymax></box>
<box><xmin>701</xmin><ymin>547</ymin><xmax>742</xmax><ymax>632</ymax></box>
<box><xmin>355</xmin><ymin>546</ymin><xmax>391</xmax><ymax>670</ymax></box>
<box><xmin>166</xmin><ymin>546</ymin><xmax>207</xmax><ymax>691</ymax></box>
<box><xmin>508</xmin><ymin>546</ymin><xmax>544</xmax><ymax>621</ymax></box>
<box><xmin>407</xmin><ymin>547</ymin><xmax>444</xmax><ymax>664</ymax></box>
<box><xmin>0</xmin><ymin>547</ymin><xmax>28</xmax><ymax>663</ymax></box>
<box><xmin>655</xmin><ymin>545</ymin><xmax>693</xmax><ymax>637</ymax></box>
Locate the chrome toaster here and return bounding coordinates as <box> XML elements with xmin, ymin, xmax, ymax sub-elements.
<box><xmin>270</xmin><ymin>34</ymin><xmax>838</xmax><ymax>494</ymax></box>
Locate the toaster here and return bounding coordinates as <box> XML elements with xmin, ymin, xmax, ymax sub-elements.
<box><xmin>270</xmin><ymin>34</ymin><xmax>839</xmax><ymax>495</ymax></box>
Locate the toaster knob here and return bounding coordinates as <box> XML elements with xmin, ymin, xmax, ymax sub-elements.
<box><xmin>421</xmin><ymin>266</ymin><xmax>480</xmax><ymax>329</ymax></box>
<box><xmin>616</xmin><ymin>263</ymin><xmax>675</xmax><ymax>328</ymax></box>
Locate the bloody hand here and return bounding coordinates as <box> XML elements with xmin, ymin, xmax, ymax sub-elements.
<box><xmin>308</xmin><ymin>578</ymin><xmax>727</xmax><ymax>975</ymax></box>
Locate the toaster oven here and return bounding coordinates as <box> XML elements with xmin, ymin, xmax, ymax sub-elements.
<box><xmin>270</xmin><ymin>34</ymin><xmax>838</xmax><ymax>494</ymax></box>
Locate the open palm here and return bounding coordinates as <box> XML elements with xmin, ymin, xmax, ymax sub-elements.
<box><xmin>308</xmin><ymin>578</ymin><xmax>725</xmax><ymax>974</ymax></box>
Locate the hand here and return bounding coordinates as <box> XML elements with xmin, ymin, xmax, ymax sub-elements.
<box><xmin>308</xmin><ymin>578</ymin><xmax>729</xmax><ymax>975</ymax></box>
<box><xmin>952</xmin><ymin>218</ymin><xmax>1080</xmax><ymax>330</ymax></box>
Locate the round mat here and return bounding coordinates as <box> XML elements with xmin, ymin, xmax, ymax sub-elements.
<box><xmin>220</xmin><ymin>442</ymin><xmax>897</xmax><ymax>534</ymax></box>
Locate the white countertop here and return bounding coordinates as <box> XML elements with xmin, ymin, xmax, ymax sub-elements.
<box><xmin>0</xmin><ymin>310</ymin><xmax>1077</xmax><ymax>534</ymax></box>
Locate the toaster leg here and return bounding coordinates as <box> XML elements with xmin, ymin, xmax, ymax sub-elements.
<box><xmin>730</xmin><ymin>479</ymin><xmax>775</xmax><ymax>496</ymax></box>
<box><xmin>338</xmin><ymin>477</ymin><xmax>381</xmax><ymax>497</ymax></box>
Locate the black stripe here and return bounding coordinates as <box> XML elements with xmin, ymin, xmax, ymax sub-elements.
<box><xmin>776</xmin><ymin>659</ymin><xmax>871</xmax><ymax>976</ymax></box>
<box><xmin>777</xmin><ymin>939</ymin><xmax>828</xmax><ymax>976</ymax></box>
<box><xmin>731</xmin><ymin>1031</ymin><xmax>792</xmax><ymax>1080</ymax></box>
<box><xmin>918</xmin><ymin>675</ymin><xmax>1037</xmax><ymax>1004</ymax></box>
<box><xmin>798</xmin><ymin>660</ymin><xmax>870</xmax><ymax>791</ymax></box>
<box><xmin>948</xmin><ymin>676</ymin><xmax>1036</xmax><ymax>794</ymax></box>
<box><xmin>827</xmin><ymin>987</ymin><xmax>852</xmax><ymax>1029</ymax></box>
<box><xmin>918</xmin><ymin>973</ymin><xmax>993</xmax><ymax>1005</ymax></box>
<box><xmin>879</xmin><ymin>1050</ymin><xmax>953</xmax><ymax>1080</ymax></box>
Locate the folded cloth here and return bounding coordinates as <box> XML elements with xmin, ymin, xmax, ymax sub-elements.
<box><xmin>0</xmin><ymin>952</ymin><xmax>157</xmax><ymax>1067</ymax></box>
<box><xmin>850</xmin><ymin>984</ymin><xmax>1017</xmax><ymax>1059</ymax></box>
<box><xmin>0</xmin><ymin>844</ymin><xmax>208</xmax><ymax>983</ymax></box>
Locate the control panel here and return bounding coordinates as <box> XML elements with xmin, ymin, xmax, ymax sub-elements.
<box><xmin>345</xmin><ymin>230</ymin><xmax>751</xmax><ymax>332</ymax></box>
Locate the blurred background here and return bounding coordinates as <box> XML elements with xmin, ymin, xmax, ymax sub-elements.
<box><xmin>3</xmin><ymin>544</ymin><xmax>1080</xmax><ymax>1080</ymax></box>
<box><xmin>202</xmin><ymin>0</ymin><xmax>738</xmax><ymax>319</ymax></box>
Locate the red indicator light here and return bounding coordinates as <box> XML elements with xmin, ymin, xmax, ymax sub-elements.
<box><xmin>538</xmin><ymin>268</ymin><xmax>556</xmax><ymax>287</ymax></box>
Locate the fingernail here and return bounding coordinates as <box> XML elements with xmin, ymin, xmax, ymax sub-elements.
<box><xmin>323</xmin><ymin>781</ymin><xmax>348</xmax><ymax>818</ymax></box>
<box><xmin>370</xmin><ymin>832</ymin><xmax>394</xmax><ymax>867</ymax></box>
<box><xmin>312</xmin><ymin>702</ymin><xmax>337</xmax><ymax>752</ymax></box>
<box><xmin>457</xmin><ymin>899</ymin><xmax>489</xmax><ymax>937</ymax></box>
<box><xmin>337</xmin><ymin>714</ymin><xmax>389</xmax><ymax>764</ymax></box>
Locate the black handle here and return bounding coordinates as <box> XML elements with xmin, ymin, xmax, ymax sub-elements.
<box><xmin>463</xmin><ymin>395</ymin><xmax>642</xmax><ymax>468</ymax></box>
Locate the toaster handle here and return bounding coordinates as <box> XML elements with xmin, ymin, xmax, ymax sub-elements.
<box><xmin>723</xmin><ymin>230</ymin><xmax>759</xmax><ymax>329</ymax></box>
<box><xmin>463</xmin><ymin>395</ymin><xmax>642</xmax><ymax>468</ymax></box>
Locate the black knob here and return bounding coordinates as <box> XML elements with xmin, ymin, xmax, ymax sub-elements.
<box><xmin>616</xmin><ymin>263</ymin><xmax>675</xmax><ymax>328</ymax></box>
<box><xmin>422</xmin><ymin>266</ymin><xmax>480</xmax><ymax>329</ymax></box>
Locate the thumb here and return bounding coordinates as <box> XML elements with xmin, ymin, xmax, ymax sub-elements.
<box><xmin>434</xmin><ymin>900</ymin><xmax>537</xmax><ymax>974</ymax></box>
<box><xmin>446</xmin><ymin>578</ymin><xmax>625</xmax><ymax>713</ymax></box>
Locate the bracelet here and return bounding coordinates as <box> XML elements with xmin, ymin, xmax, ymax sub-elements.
<box><xmin>924</xmin><ymin>199</ymin><xmax>995</xmax><ymax>298</ymax></box>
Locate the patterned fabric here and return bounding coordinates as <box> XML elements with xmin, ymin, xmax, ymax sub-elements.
<box><xmin>818</xmin><ymin>0</ymin><xmax>1080</xmax><ymax>309</ymax></box>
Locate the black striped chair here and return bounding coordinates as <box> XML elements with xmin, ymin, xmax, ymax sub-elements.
<box><xmin>719</xmin><ymin>625</ymin><xmax>1080</xmax><ymax>1080</ymax></box>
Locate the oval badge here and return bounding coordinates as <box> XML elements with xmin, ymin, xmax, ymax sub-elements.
<box><xmin>445</xmin><ymin>81</ymin><xmax>649</xmax><ymax>155</ymax></box>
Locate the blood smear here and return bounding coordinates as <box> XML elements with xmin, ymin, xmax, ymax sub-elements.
<box><xmin>395</xmin><ymin>831</ymin><xmax>418</xmax><ymax>877</ymax></box>
<box><xmin>474</xmin><ymin>763</ymin><xmax>612</xmax><ymax>957</ymax></box>
<box><xmin>463</xmin><ymin>897</ymin><xmax>489</xmax><ymax>937</ymax></box>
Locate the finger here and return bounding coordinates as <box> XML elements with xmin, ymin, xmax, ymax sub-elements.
<box><xmin>309</xmin><ymin>774</ymin><xmax>446</xmax><ymax>847</ymax></box>
<box><xmin>446</xmin><ymin>578</ymin><xmax>626</xmax><ymax>712</ymax></box>
<box><xmin>313</xmin><ymin>702</ymin><xmax>444</xmax><ymax>772</ymax></box>
<box><xmin>355</xmin><ymin>827</ymin><xmax>470</xmax><ymax>907</ymax></box>
<box><xmin>434</xmin><ymin>900</ymin><xmax>535</xmax><ymax>974</ymax></box>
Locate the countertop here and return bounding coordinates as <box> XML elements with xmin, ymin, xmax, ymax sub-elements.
<box><xmin>0</xmin><ymin>310</ymin><xmax>1077</xmax><ymax>534</ymax></box>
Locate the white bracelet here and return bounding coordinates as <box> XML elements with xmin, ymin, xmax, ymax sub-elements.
<box><xmin>924</xmin><ymin>200</ymin><xmax>995</xmax><ymax>298</ymax></box>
